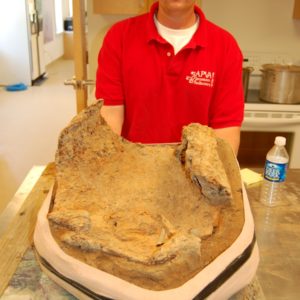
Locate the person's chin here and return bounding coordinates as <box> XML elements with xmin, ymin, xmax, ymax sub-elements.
<box><xmin>162</xmin><ymin>0</ymin><xmax>194</xmax><ymax>13</ymax></box>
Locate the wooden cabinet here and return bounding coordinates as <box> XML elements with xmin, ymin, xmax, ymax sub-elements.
<box><xmin>93</xmin><ymin>0</ymin><xmax>201</xmax><ymax>15</ymax></box>
<box><xmin>63</xmin><ymin>31</ymin><xmax>74</xmax><ymax>59</ymax></box>
<box><xmin>237</xmin><ymin>132</ymin><xmax>293</xmax><ymax>168</ymax></box>
<box><xmin>93</xmin><ymin>0</ymin><xmax>150</xmax><ymax>15</ymax></box>
<box><xmin>294</xmin><ymin>0</ymin><xmax>300</xmax><ymax>19</ymax></box>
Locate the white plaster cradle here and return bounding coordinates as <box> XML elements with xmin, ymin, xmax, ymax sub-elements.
<box><xmin>34</xmin><ymin>182</ymin><xmax>259</xmax><ymax>300</ymax></box>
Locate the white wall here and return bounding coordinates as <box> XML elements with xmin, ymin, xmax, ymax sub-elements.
<box><xmin>87</xmin><ymin>2</ymin><xmax>131</xmax><ymax>102</ymax></box>
<box><xmin>201</xmin><ymin>0</ymin><xmax>300</xmax><ymax>63</ymax></box>
<box><xmin>87</xmin><ymin>0</ymin><xmax>300</xmax><ymax>95</ymax></box>
<box><xmin>0</xmin><ymin>0</ymin><xmax>32</xmax><ymax>86</ymax></box>
<box><xmin>0</xmin><ymin>0</ymin><xmax>69</xmax><ymax>86</ymax></box>
<box><xmin>44</xmin><ymin>0</ymin><xmax>70</xmax><ymax>65</ymax></box>
<box><xmin>44</xmin><ymin>35</ymin><xmax>64</xmax><ymax>65</ymax></box>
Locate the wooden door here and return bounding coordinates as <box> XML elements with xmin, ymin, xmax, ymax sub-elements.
<box><xmin>73</xmin><ymin>0</ymin><xmax>87</xmax><ymax>113</ymax></box>
<box><xmin>64</xmin><ymin>0</ymin><xmax>88</xmax><ymax>113</ymax></box>
<box><xmin>93</xmin><ymin>0</ymin><xmax>148</xmax><ymax>14</ymax></box>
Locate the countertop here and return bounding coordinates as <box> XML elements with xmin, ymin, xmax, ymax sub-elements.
<box><xmin>246</xmin><ymin>169</ymin><xmax>300</xmax><ymax>300</ymax></box>
<box><xmin>0</xmin><ymin>165</ymin><xmax>299</xmax><ymax>299</ymax></box>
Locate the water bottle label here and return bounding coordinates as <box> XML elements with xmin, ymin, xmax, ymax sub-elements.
<box><xmin>264</xmin><ymin>160</ymin><xmax>287</xmax><ymax>182</ymax></box>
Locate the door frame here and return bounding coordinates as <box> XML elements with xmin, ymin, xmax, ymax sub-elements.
<box><xmin>72</xmin><ymin>0</ymin><xmax>88</xmax><ymax>113</ymax></box>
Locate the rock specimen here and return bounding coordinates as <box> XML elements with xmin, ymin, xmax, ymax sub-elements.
<box><xmin>48</xmin><ymin>101</ymin><xmax>244</xmax><ymax>290</ymax></box>
<box><xmin>176</xmin><ymin>124</ymin><xmax>232</xmax><ymax>205</ymax></box>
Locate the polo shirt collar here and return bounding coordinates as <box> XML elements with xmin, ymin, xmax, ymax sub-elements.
<box><xmin>146</xmin><ymin>1</ymin><xmax>208</xmax><ymax>49</ymax></box>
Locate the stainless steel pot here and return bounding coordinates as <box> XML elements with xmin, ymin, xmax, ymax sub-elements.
<box><xmin>242</xmin><ymin>67</ymin><xmax>254</xmax><ymax>101</ymax></box>
<box><xmin>260</xmin><ymin>64</ymin><xmax>300</xmax><ymax>104</ymax></box>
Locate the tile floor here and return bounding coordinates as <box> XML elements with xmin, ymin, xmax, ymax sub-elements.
<box><xmin>0</xmin><ymin>58</ymin><xmax>76</xmax><ymax>213</ymax></box>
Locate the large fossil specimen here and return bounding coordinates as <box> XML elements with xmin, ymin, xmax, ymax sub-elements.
<box><xmin>48</xmin><ymin>101</ymin><xmax>243</xmax><ymax>290</ymax></box>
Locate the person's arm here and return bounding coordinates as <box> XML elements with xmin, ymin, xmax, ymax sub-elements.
<box><xmin>209</xmin><ymin>36</ymin><xmax>244</xmax><ymax>156</ymax></box>
<box><xmin>100</xmin><ymin>104</ymin><xmax>124</xmax><ymax>135</ymax></box>
<box><xmin>214</xmin><ymin>126</ymin><xmax>241</xmax><ymax>156</ymax></box>
<box><xmin>95</xmin><ymin>24</ymin><xmax>125</xmax><ymax>135</ymax></box>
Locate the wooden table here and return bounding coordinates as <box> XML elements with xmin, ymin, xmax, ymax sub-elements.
<box><xmin>0</xmin><ymin>164</ymin><xmax>55</xmax><ymax>296</ymax></box>
<box><xmin>0</xmin><ymin>165</ymin><xmax>299</xmax><ymax>299</ymax></box>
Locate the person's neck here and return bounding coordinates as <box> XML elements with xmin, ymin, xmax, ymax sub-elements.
<box><xmin>156</xmin><ymin>7</ymin><xmax>196</xmax><ymax>29</ymax></box>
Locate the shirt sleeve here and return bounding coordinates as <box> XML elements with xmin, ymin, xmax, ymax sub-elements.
<box><xmin>95</xmin><ymin>24</ymin><xmax>125</xmax><ymax>105</ymax></box>
<box><xmin>209</xmin><ymin>37</ymin><xmax>244</xmax><ymax>129</ymax></box>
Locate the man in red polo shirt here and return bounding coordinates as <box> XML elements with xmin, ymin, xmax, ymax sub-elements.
<box><xmin>95</xmin><ymin>0</ymin><xmax>244</xmax><ymax>154</ymax></box>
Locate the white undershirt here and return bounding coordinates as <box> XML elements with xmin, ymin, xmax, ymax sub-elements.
<box><xmin>154</xmin><ymin>15</ymin><xmax>199</xmax><ymax>54</ymax></box>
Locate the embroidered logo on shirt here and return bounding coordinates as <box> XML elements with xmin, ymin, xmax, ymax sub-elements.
<box><xmin>186</xmin><ymin>70</ymin><xmax>215</xmax><ymax>87</ymax></box>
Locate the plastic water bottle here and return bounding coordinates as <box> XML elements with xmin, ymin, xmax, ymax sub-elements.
<box><xmin>260</xmin><ymin>136</ymin><xmax>289</xmax><ymax>207</ymax></box>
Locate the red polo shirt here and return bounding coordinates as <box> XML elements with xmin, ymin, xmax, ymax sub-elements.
<box><xmin>95</xmin><ymin>2</ymin><xmax>244</xmax><ymax>144</ymax></box>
